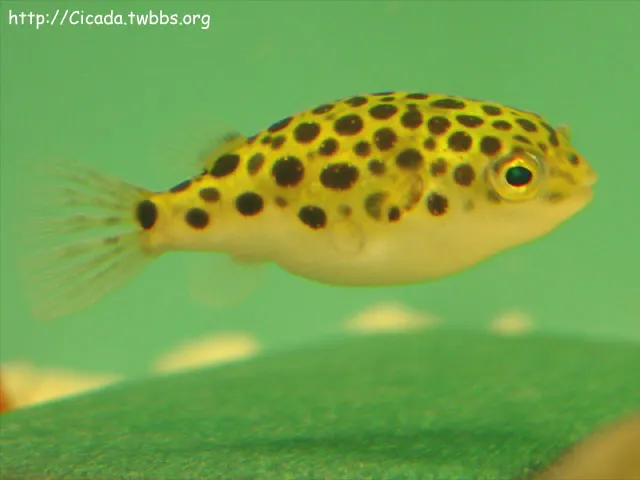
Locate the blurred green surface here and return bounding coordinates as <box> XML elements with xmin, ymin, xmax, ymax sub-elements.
<box><xmin>1</xmin><ymin>1</ymin><xmax>639</xmax><ymax>378</ymax></box>
<box><xmin>1</xmin><ymin>329</ymin><xmax>639</xmax><ymax>479</ymax></box>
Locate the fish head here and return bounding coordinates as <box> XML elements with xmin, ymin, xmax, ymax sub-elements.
<box><xmin>472</xmin><ymin>123</ymin><xmax>597</xmax><ymax>250</ymax></box>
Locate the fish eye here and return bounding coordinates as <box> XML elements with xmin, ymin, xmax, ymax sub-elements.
<box><xmin>505</xmin><ymin>165</ymin><xmax>533</xmax><ymax>186</ymax></box>
<box><xmin>488</xmin><ymin>150</ymin><xmax>544</xmax><ymax>201</ymax></box>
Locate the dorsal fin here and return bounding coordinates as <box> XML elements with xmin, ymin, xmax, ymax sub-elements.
<box><xmin>197</xmin><ymin>132</ymin><xmax>247</xmax><ymax>173</ymax></box>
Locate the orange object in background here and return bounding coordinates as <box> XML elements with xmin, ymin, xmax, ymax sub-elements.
<box><xmin>0</xmin><ymin>378</ymin><xmax>13</xmax><ymax>414</ymax></box>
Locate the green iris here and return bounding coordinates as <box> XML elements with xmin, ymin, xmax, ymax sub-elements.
<box><xmin>505</xmin><ymin>166</ymin><xmax>533</xmax><ymax>186</ymax></box>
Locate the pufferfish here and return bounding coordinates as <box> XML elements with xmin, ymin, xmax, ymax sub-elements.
<box><xmin>20</xmin><ymin>91</ymin><xmax>597</xmax><ymax>321</ymax></box>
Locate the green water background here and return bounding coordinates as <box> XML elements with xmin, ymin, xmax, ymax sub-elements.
<box><xmin>1</xmin><ymin>0</ymin><xmax>638</xmax><ymax>377</ymax></box>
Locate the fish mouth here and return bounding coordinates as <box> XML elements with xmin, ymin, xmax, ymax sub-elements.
<box><xmin>578</xmin><ymin>184</ymin><xmax>595</xmax><ymax>206</ymax></box>
<box><xmin>581</xmin><ymin>164</ymin><xmax>598</xmax><ymax>187</ymax></box>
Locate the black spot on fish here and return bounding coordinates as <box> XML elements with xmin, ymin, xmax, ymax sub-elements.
<box><xmin>426</xmin><ymin>192</ymin><xmax>448</xmax><ymax>216</ymax></box>
<box><xmin>272</xmin><ymin>156</ymin><xmax>305</xmax><ymax>187</ymax></box>
<box><xmin>318</xmin><ymin>138</ymin><xmax>339</xmax><ymax>156</ymax></box>
<box><xmin>395</xmin><ymin>148</ymin><xmax>423</xmax><ymax>170</ymax></box>
<box><xmin>185</xmin><ymin>208</ymin><xmax>209</xmax><ymax>229</ymax></box>
<box><xmin>268</xmin><ymin>116</ymin><xmax>292</xmax><ymax>133</ymax></box>
<box><xmin>456</xmin><ymin>115</ymin><xmax>484</xmax><ymax>128</ymax></box>
<box><xmin>211</xmin><ymin>154</ymin><xmax>240</xmax><ymax>177</ymax></box>
<box><xmin>320</xmin><ymin>163</ymin><xmax>359</xmax><ymax>190</ymax></box>
<box><xmin>453</xmin><ymin>164</ymin><xmax>476</xmax><ymax>186</ymax></box>
<box><xmin>374</xmin><ymin>127</ymin><xmax>397</xmax><ymax>151</ymax></box>
<box><xmin>170</xmin><ymin>179</ymin><xmax>191</xmax><ymax>193</ymax></box>
<box><xmin>431</xmin><ymin>98</ymin><xmax>465</xmax><ymax>109</ymax></box>
<box><xmin>235</xmin><ymin>192</ymin><xmax>264</xmax><ymax>216</ymax></box>
<box><xmin>298</xmin><ymin>205</ymin><xmax>327</xmax><ymax>229</ymax></box>
<box><xmin>136</xmin><ymin>200</ymin><xmax>157</xmax><ymax>230</ymax></box>
<box><xmin>480</xmin><ymin>136</ymin><xmax>502</xmax><ymax>156</ymax></box>
<box><xmin>516</xmin><ymin>118</ymin><xmax>538</xmax><ymax>132</ymax></box>
<box><xmin>247</xmin><ymin>153</ymin><xmax>265</xmax><ymax>175</ymax></box>
<box><xmin>334</xmin><ymin>114</ymin><xmax>364</xmax><ymax>136</ymax></box>
<box><xmin>199</xmin><ymin>187</ymin><xmax>220</xmax><ymax>203</ymax></box>
<box><xmin>427</xmin><ymin>116</ymin><xmax>451</xmax><ymax>135</ymax></box>
<box><xmin>294</xmin><ymin>122</ymin><xmax>321</xmax><ymax>143</ymax></box>
<box><xmin>345</xmin><ymin>96</ymin><xmax>368</xmax><ymax>107</ymax></box>
<box><xmin>368</xmin><ymin>159</ymin><xmax>386</xmax><ymax>175</ymax></box>
<box><xmin>369</xmin><ymin>104</ymin><xmax>398</xmax><ymax>120</ymax></box>
<box><xmin>482</xmin><ymin>105</ymin><xmax>502</xmax><ymax>116</ymax></box>
<box><xmin>448</xmin><ymin>131</ymin><xmax>473</xmax><ymax>152</ymax></box>
<box><xmin>401</xmin><ymin>110</ymin><xmax>423</xmax><ymax>129</ymax></box>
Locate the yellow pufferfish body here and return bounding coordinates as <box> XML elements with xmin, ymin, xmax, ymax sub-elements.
<box><xmin>23</xmin><ymin>91</ymin><xmax>597</xmax><ymax>320</ymax></box>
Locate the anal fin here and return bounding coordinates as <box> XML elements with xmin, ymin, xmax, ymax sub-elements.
<box><xmin>186</xmin><ymin>253</ymin><xmax>268</xmax><ymax>309</ymax></box>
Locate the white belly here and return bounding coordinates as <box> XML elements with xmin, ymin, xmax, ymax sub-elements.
<box><xmin>192</xmin><ymin>207</ymin><xmax>508</xmax><ymax>287</ymax></box>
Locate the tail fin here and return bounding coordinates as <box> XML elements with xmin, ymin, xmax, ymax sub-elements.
<box><xmin>17</xmin><ymin>158</ymin><xmax>156</xmax><ymax>321</ymax></box>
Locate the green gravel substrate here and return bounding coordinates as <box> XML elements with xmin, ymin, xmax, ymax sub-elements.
<box><xmin>1</xmin><ymin>329</ymin><xmax>638</xmax><ymax>479</ymax></box>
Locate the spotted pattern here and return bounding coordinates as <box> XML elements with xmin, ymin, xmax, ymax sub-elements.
<box><xmin>493</xmin><ymin>120</ymin><xmax>512</xmax><ymax>131</ymax></box>
<box><xmin>272</xmin><ymin>156</ymin><xmax>305</xmax><ymax>187</ymax></box>
<box><xmin>431</xmin><ymin>98</ymin><xmax>465</xmax><ymax>109</ymax></box>
<box><xmin>541</xmin><ymin>122</ymin><xmax>560</xmax><ymax>146</ymax></box>
<box><xmin>136</xmin><ymin>200</ymin><xmax>157</xmax><ymax>230</ymax></box>
<box><xmin>423</xmin><ymin>137</ymin><xmax>436</xmax><ymax>151</ymax></box>
<box><xmin>199</xmin><ymin>187</ymin><xmax>220</xmax><ymax>203</ymax></box>
<box><xmin>369</xmin><ymin>104</ymin><xmax>398</xmax><ymax>120</ymax></box>
<box><xmin>396</xmin><ymin>148</ymin><xmax>423</xmax><ymax>170</ymax></box>
<box><xmin>427</xmin><ymin>116</ymin><xmax>451</xmax><ymax>135</ymax></box>
<box><xmin>224</xmin><ymin>93</ymin><xmax>570</xmax><ymax>235</ymax></box>
<box><xmin>388</xmin><ymin>206</ymin><xmax>401</xmax><ymax>222</ymax></box>
<box><xmin>354</xmin><ymin>140</ymin><xmax>371</xmax><ymax>157</ymax></box>
<box><xmin>513</xmin><ymin>135</ymin><xmax>532</xmax><ymax>145</ymax></box>
<box><xmin>294</xmin><ymin>122</ymin><xmax>321</xmax><ymax>143</ymax></box>
<box><xmin>345</xmin><ymin>96</ymin><xmax>367</xmax><ymax>107</ymax></box>
<box><xmin>298</xmin><ymin>206</ymin><xmax>326</xmax><ymax>229</ymax></box>
<box><xmin>426</xmin><ymin>193</ymin><xmax>448</xmax><ymax>216</ymax></box>
<box><xmin>430</xmin><ymin>158</ymin><xmax>448</xmax><ymax>176</ymax></box>
<box><xmin>456</xmin><ymin>115</ymin><xmax>484</xmax><ymax>128</ymax></box>
<box><xmin>211</xmin><ymin>154</ymin><xmax>240</xmax><ymax>177</ymax></box>
<box><xmin>480</xmin><ymin>136</ymin><xmax>502</xmax><ymax>156</ymax></box>
<box><xmin>401</xmin><ymin>110</ymin><xmax>423</xmax><ymax>129</ymax></box>
<box><xmin>482</xmin><ymin>105</ymin><xmax>502</xmax><ymax>116</ymax></box>
<box><xmin>312</xmin><ymin>104</ymin><xmax>334</xmax><ymax>114</ymax></box>
<box><xmin>334</xmin><ymin>114</ymin><xmax>364</xmax><ymax>135</ymax></box>
<box><xmin>320</xmin><ymin>163</ymin><xmax>359</xmax><ymax>190</ymax></box>
<box><xmin>374</xmin><ymin>128</ymin><xmax>397</xmax><ymax>151</ymax></box>
<box><xmin>268</xmin><ymin>117</ymin><xmax>292</xmax><ymax>133</ymax></box>
<box><xmin>247</xmin><ymin>153</ymin><xmax>265</xmax><ymax>175</ymax></box>
<box><xmin>271</xmin><ymin>135</ymin><xmax>286</xmax><ymax>150</ymax></box>
<box><xmin>235</xmin><ymin>192</ymin><xmax>264</xmax><ymax>216</ymax></box>
<box><xmin>318</xmin><ymin>138</ymin><xmax>339</xmax><ymax>156</ymax></box>
<box><xmin>448</xmin><ymin>131</ymin><xmax>473</xmax><ymax>152</ymax></box>
<box><xmin>368</xmin><ymin>159</ymin><xmax>386</xmax><ymax>175</ymax></box>
<box><xmin>185</xmin><ymin>208</ymin><xmax>209</xmax><ymax>229</ymax></box>
<box><xmin>406</xmin><ymin>93</ymin><xmax>429</xmax><ymax>99</ymax></box>
<box><xmin>453</xmin><ymin>164</ymin><xmax>475</xmax><ymax>186</ymax></box>
<box><xmin>516</xmin><ymin>118</ymin><xmax>538</xmax><ymax>132</ymax></box>
<box><xmin>170</xmin><ymin>179</ymin><xmax>191</xmax><ymax>193</ymax></box>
